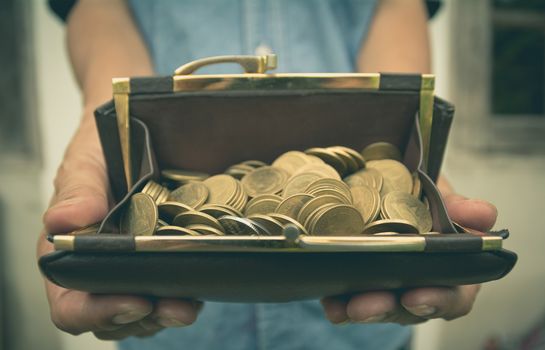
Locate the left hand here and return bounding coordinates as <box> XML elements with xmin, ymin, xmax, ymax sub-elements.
<box><xmin>321</xmin><ymin>192</ymin><xmax>498</xmax><ymax>325</ymax></box>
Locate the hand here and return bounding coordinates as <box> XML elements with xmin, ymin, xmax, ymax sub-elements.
<box><xmin>38</xmin><ymin>116</ymin><xmax>202</xmax><ymax>340</ymax></box>
<box><xmin>321</xmin><ymin>185</ymin><xmax>498</xmax><ymax>325</ymax></box>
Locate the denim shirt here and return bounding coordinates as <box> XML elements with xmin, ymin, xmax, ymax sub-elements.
<box><xmin>120</xmin><ymin>1</ymin><xmax>411</xmax><ymax>349</ymax></box>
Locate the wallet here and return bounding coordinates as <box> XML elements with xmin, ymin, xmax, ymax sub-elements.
<box><xmin>39</xmin><ymin>55</ymin><xmax>517</xmax><ymax>302</ymax></box>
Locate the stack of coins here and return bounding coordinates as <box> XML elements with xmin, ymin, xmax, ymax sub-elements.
<box><xmin>120</xmin><ymin>143</ymin><xmax>432</xmax><ymax>237</ymax></box>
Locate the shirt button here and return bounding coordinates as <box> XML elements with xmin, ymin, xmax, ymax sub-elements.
<box><xmin>255</xmin><ymin>43</ymin><xmax>273</xmax><ymax>55</ymax></box>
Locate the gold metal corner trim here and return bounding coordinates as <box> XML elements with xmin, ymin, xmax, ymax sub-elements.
<box><xmin>297</xmin><ymin>235</ymin><xmax>426</xmax><ymax>252</ymax></box>
<box><xmin>419</xmin><ymin>74</ymin><xmax>435</xmax><ymax>172</ymax></box>
<box><xmin>54</xmin><ymin>236</ymin><xmax>75</xmax><ymax>251</ymax></box>
<box><xmin>113</xmin><ymin>78</ymin><xmax>132</xmax><ymax>190</ymax></box>
<box><xmin>482</xmin><ymin>236</ymin><xmax>503</xmax><ymax>251</ymax></box>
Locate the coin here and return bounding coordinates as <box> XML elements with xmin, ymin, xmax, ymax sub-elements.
<box><xmin>225</xmin><ymin>164</ymin><xmax>255</xmax><ymax>179</ymax></box>
<box><xmin>218</xmin><ymin>216</ymin><xmax>262</xmax><ymax>235</ymax></box>
<box><xmin>305</xmin><ymin>147</ymin><xmax>347</xmax><ymax>176</ymax></box>
<box><xmin>244</xmin><ymin>198</ymin><xmax>282</xmax><ymax>216</ymax></box>
<box><xmin>350</xmin><ymin>185</ymin><xmax>381</xmax><ymax>224</ymax></box>
<box><xmin>246</xmin><ymin>194</ymin><xmax>282</xmax><ymax>209</ymax></box>
<box><xmin>297</xmin><ymin>195</ymin><xmax>344</xmax><ymax>226</ymax></box>
<box><xmin>155</xmin><ymin>225</ymin><xmax>200</xmax><ymax>236</ymax></box>
<box><xmin>331</xmin><ymin>146</ymin><xmax>365</xmax><ymax>169</ymax></box>
<box><xmin>344</xmin><ymin>168</ymin><xmax>383</xmax><ymax>191</ymax></box>
<box><xmin>241</xmin><ymin>160</ymin><xmax>268</xmax><ymax>168</ymax></box>
<box><xmin>169</xmin><ymin>182</ymin><xmax>209</xmax><ymax>208</ymax></box>
<box><xmin>247</xmin><ymin>214</ymin><xmax>284</xmax><ymax>235</ymax></box>
<box><xmin>381</xmin><ymin>191</ymin><xmax>432</xmax><ymax>233</ymax></box>
<box><xmin>161</xmin><ymin>169</ymin><xmax>209</xmax><ymax>184</ymax></box>
<box><xmin>186</xmin><ymin>224</ymin><xmax>225</xmax><ymax>235</ymax></box>
<box><xmin>361</xmin><ymin>142</ymin><xmax>403</xmax><ymax>162</ymax></box>
<box><xmin>311</xmin><ymin>204</ymin><xmax>365</xmax><ymax>235</ymax></box>
<box><xmin>272</xmin><ymin>151</ymin><xmax>314</xmax><ymax>176</ymax></box>
<box><xmin>412</xmin><ymin>172</ymin><xmax>422</xmax><ymax>198</ymax></box>
<box><xmin>275</xmin><ymin>193</ymin><xmax>314</xmax><ymax>219</ymax></box>
<box><xmin>304</xmin><ymin>203</ymin><xmax>338</xmax><ymax>231</ymax></box>
<box><xmin>362</xmin><ymin>219</ymin><xmax>419</xmax><ymax>235</ymax></box>
<box><xmin>293</xmin><ymin>163</ymin><xmax>341</xmax><ymax>180</ymax></box>
<box><xmin>328</xmin><ymin>147</ymin><xmax>359</xmax><ymax>174</ymax></box>
<box><xmin>241</xmin><ymin>166</ymin><xmax>288</xmax><ymax>197</ymax></box>
<box><xmin>199</xmin><ymin>204</ymin><xmax>240</xmax><ymax>218</ymax></box>
<box><xmin>120</xmin><ymin>192</ymin><xmax>158</xmax><ymax>236</ymax></box>
<box><xmin>157</xmin><ymin>201</ymin><xmax>193</xmax><ymax>223</ymax></box>
<box><xmin>141</xmin><ymin>180</ymin><xmax>170</xmax><ymax>205</ymax></box>
<box><xmin>267</xmin><ymin>213</ymin><xmax>308</xmax><ymax>235</ymax></box>
<box><xmin>203</xmin><ymin>174</ymin><xmax>238</xmax><ymax>205</ymax></box>
<box><xmin>306</xmin><ymin>188</ymin><xmax>352</xmax><ymax>204</ymax></box>
<box><xmin>172</xmin><ymin>211</ymin><xmax>225</xmax><ymax>232</ymax></box>
<box><xmin>366</xmin><ymin>159</ymin><xmax>412</xmax><ymax>195</ymax></box>
<box><xmin>282</xmin><ymin>173</ymin><xmax>322</xmax><ymax>198</ymax></box>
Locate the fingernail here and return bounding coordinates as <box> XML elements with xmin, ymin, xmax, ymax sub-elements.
<box><xmin>112</xmin><ymin>311</ymin><xmax>149</xmax><ymax>325</ymax></box>
<box><xmin>335</xmin><ymin>320</ymin><xmax>350</xmax><ymax>326</ymax></box>
<box><xmin>358</xmin><ymin>313</ymin><xmax>387</xmax><ymax>323</ymax></box>
<box><xmin>156</xmin><ymin>317</ymin><xmax>188</xmax><ymax>328</ymax></box>
<box><xmin>405</xmin><ymin>304</ymin><xmax>437</xmax><ymax>317</ymax></box>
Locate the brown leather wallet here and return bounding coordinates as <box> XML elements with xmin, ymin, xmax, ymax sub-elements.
<box><xmin>39</xmin><ymin>55</ymin><xmax>516</xmax><ymax>302</ymax></box>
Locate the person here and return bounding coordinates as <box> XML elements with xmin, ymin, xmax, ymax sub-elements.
<box><xmin>39</xmin><ymin>0</ymin><xmax>498</xmax><ymax>349</ymax></box>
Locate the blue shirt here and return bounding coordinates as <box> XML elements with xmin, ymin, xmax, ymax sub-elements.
<box><xmin>119</xmin><ymin>1</ymin><xmax>412</xmax><ymax>349</ymax></box>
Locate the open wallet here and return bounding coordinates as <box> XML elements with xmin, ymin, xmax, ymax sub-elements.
<box><xmin>39</xmin><ymin>54</ymin><xmax>517</xmax><ymax>302</ymax></box>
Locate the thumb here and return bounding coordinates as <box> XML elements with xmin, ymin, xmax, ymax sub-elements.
<box><xmin>44</xmin><ymin>136</ymin><xmax>109</xmax><ymax>234</ymax></box>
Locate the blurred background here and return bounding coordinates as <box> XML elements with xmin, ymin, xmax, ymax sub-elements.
<box><xmin>0</xmin><ymin>0</ymin><xmax>544</xmax><ymax>349</ymax></box>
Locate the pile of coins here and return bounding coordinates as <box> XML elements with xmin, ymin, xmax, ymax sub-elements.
<box><xmin>120</xmin><ymin>142</ymin><xmax>433</xmax><ymax>236</ymax></box>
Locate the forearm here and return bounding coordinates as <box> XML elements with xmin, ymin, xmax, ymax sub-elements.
<box><xmin>67</xmin><ymin>0</ymin><xmax>153</xmax><ymax>116</ymax></box>
<box><xmin>357</xmin><ymin>0</ymin><xmax>430</xmax><ymax>73</ymax></box>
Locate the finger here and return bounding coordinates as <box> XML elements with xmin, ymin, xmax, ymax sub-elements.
<box><xmin>50</xmin><ymin>289</ymin><xmax>153</xmax><ymax>335</ymax></box>
<box><xmin>321</xmin><ymin>297</ymin><xmax>349</xmax><ymax>324</ymax></box>
<box><xmin>43</xmin><ymin>145</ymin><xmax>109</xmax><ymax>234</ymax></box>
<box><xmin>345</xmin><ymin>291</ymin><xmax>397</xmax><ymax>323</ymax></box>
<box><xmin>443</xmin><ymin>194</ymin><xmax>497</xmax><ymax>232</ymax></box>
<box><xmin>94</xmin><ymin>322</ymin><xmax>161</xmax><ymax>341</ymax></box>
<box><xmin>401</xmin><ymin>285</ymin><xmax>480</xmax><ymax>321</ymax></box>
<box><xmin>151</xmin><ymin>298</ymin><xmax>202</xmax><ymax>328</ymax></box>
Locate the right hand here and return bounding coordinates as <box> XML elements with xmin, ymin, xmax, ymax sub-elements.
<box><xmin>38</xmin><ymin>115</ymin><xmax>202</xmax><ymax>340</ymax></box>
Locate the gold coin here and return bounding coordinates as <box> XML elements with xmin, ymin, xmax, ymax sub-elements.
<box><xmin>297</xmin><ymin>195</ymin><xmax>344</xmax><ymax>226</ymax></box>
<box><xmin>120</xmin><ymin>193</ymin><xmax>158</xmax><ymax>236</ymax></box>
<box><xmin>245</xmin><ymin>194</ymin><xmax>282</xmax><ymax>209</ymax></box>
<box><xmin>381</xmin><ymin>191</ymin><xmax>432</xmax><ymax>233</ymax></box>
<box><xmin>199</xmin><ymin>204</ymin><xmax>240</xmax><ymax>218</ymax></box>
<box><xmin>350</xmin><ymin>185</ymin><xmax>381</xmax><ymax>224</ymax></box>
<box><xmin>412</xmin><ymin>172</ymin><xmax>422</xmax><ymax>198</ymax></box>
<box><xmin>311</xmin><ymin>204</ymin><xmax>365</xmax><ymax>236</ymax></box>
<box><xmin>203</xmin><ymin>174</ymin><xmax>238</xmax><ymax>205</ymax></box>
<box><xmin>305</xmin><ymin>147</ymin><xmax>347</xmax><ymax>176</ymax></box>
<box><xmin>282</xmin><ymin>172</ymin><xmax>322</xmax><ymax>198</ymax></box>
<box><xmin>275</xmin><ymin>194</ymin><xmax>315</xmax><ymax>219</ymax></box>
<box><xmin>267</xmin><ymin>213</ymin><xmax>308</xmax><ymax>235</ymax></box>
<box><xmin>172</xmin><ymin>211</ymin><xmax>225</xmax><ymax>232</ymax></box>
<box><xmin>157</xmin><ymin>219</ymin><xmax>169</xmax><ymax>227</ymax></box>
<box><xmin>247</xmin><ymin>214</ymin><xmax>284</xmax><ymax>235</ymax></box>
<box><xmin>218</xmin><ymin>216</ymin><xmax>262</xmax><ymax>235</ymax></box>
<box><xmin>225</xmin><ymin>164</ymin><xmax>255</xmax><ymax>179</ymax></box>
<box><xmin>241</xmin><ymin>166</ymin><xmax>288</xmax><ymax>197</ymax></box>
<box><xmin>244</xmin><ymin>198</ymin><xmax>282</xmax><ymax>216</ymax></box>
<box><xmin>344</xmin><ymin>168</ymin><xmax>383</xmax><ymax>191</ymax></box>
<box><xmin>366</xmin><ymin>159</ymin><xmax>412</xmax><ymax>195</ymax></box>
<box><xmin>241</xmin><ymin>160</ymin><xmax>268</xmax><ymax>168</ymax></box>
<box><xmin>69</xmin><ymin>223</ymin><xmax>101</xmax><ymax>236</ymax></box>
<box><xmin>157</xmin><ymin>201</ymin><xmax>193</xmax><ymax>223</ymax></box>
<box><xmin>304</xmin><ymin>203</ymin><xmax>338</xmax><ymax>231</ymax></box>
<box><xmin>331</xmin><ymin>146</ymin><xmax>365</xmax><ymax>169</ymax></box>
<box><xmin>362</xmin><ymin>219</ymin><xmax>419</xmax><ymax>235</ymax></box>
<box><xmin>361</xmin><ymin>142</ymin><xmax>402</xmax><ymax>162</ymax></box>
<box><xmin>328</xmin><ymin>147</ymin><xmax>359</xmax><ymax>174</ymax></box>
<box><xmin>169</xmin><ymin>182</ymin><xmax>209</xmax><ymax>208</ymax></box>
<box><xmin>161</xmin><ymin>169</ymin><xmax>209</xmax><ymax>184</ymax></box>
<box><xmin>186</xmin><ymin>224</ymin><xmax>225</xmax><ymax>236</ymax></box>
<box><xmin>293</xmin><ymin>163</ymin><xmax>341</xmax><ymax>180</ymax></box>
<box><xmin>226</xmin><ymin>180</ymin><xmax>248</xmax><ymax>212</ymax></box>
<box><xmin>272</xmin><ymin>151</ymin><xmax>315</xmax><ymax>176</ymax></box>
<box><xmin>155</xmin><ymin>225</ymin><xmax>200</xmax><ymax>236</ymax></box>
<box><xmin>305</xmin><ymin>178</ymin><xmax>352</xmax><ymax>202</ymax></box>
<box><xmin>305</xmin><ymin>188</ymin><xmax>352</xmax><ymax>204</ymax></box>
